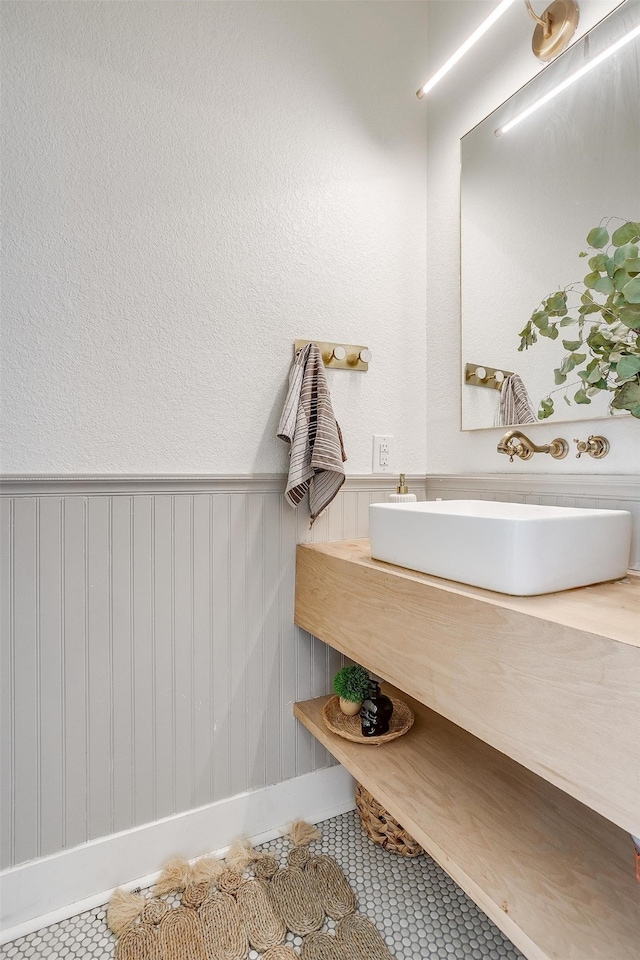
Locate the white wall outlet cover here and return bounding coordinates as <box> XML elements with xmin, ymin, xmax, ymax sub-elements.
<box><xmin>372</xmin><ymin>435</ymin><xmax>394</xmax><ymax>474</ymax></box>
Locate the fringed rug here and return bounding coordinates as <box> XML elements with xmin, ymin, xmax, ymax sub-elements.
<box><xmin>107</xmin><ymin>821</ymin><xmax>394</xmax><ymax>960</ymax></box>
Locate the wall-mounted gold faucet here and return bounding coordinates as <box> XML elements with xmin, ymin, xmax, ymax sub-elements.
<box><xmin>497</xmin><ymin>429</ymin><xmax>569</xmax><ymax>462</ymax></box>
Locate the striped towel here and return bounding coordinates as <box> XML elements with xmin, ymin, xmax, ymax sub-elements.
<box><xmin>498</xmin><ymin>374</ymin><xmax>537</xmax><ymax>425</ymax></box>
<box><xmin>277</xmin><ymin>342</ymin><xmax>347</xmax><ymax>524</ymax></box>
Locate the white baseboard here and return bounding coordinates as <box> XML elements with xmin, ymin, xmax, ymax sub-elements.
<box><xmin>0</xmin><ymin>765</ymin><xmax>355</xmax><ymax>944</ymax></box>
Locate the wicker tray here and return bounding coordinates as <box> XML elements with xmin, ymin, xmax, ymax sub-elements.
<box><xmin>321</xmin><ymin>695</ymin><xmax>414</xmax><ymax>744</ymax></box>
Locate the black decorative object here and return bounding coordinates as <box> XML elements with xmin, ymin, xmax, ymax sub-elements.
<box><xmin>360</xmin><ymin>681</ymin><xmax>394</xmax><ymax>738</ymax></box>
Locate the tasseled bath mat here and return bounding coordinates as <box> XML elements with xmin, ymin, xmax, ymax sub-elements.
<box><xmin>114</xmin><ymin>923</ymin><xmax>160</xmax><ymax>960</ymax></box>
<box><xmin>217</xmin><ymin>868</ymin><xmax>244</xmax><ymax>896</ymax></box>
<box><xmin>158</xmin><ymin>906</ymin><xmax>207</xmax><ymax>960</ymax></box>
<box><xmin>270</xmin><ymin>865</ymin><xmax>324</xmax><ymax>936</ymax></box>
<box><xmin>254</xmin><ymin>854</ymin><xmax>279</xmax><ymax>879</ymax></box>
<box><xmin>305</xmin><ymin>854</ymin><xmax>357</xmax><ymax>920</ymax></box>
<box><xmin>107</xmin><ymin>819</ymin><xmax>391</xmax><ymax>960</ymax></box>
<box><xmin>336</xmin><ymin>913</ymin><xmax>395</xmax><ymax>959</ymax></box>
<box><xmin>200</xmin><ymin>891</ymin><xmax>248</xmax><ymax>960</ymax></box>
<box><xmin>287</xmin><ymin>845</ymin><xmax>311</xmax><ymax>868</ymax></box>
<box><xmin>300</xmin><ymin>931</ymin><xmax>342</xmax><ymax>960</ymax></box>
<box><xmin>235</xmin><ymin>878</ymin><xmax>287</xmax><ymax>952</ymax></box>
<box><xmin>262</xmin><ymin>947</ymin><xmax>299</xmax><ymax>960</ymax></box>
<box><xmin>141</xmin><ymin>900</ymin><xmax>169</xmax><ymax>926</ymax></box>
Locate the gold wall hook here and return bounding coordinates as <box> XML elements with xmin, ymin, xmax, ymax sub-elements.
<box><xmin>347</xmin><ymin>348</ymin><xmax>372</xmax><ymax>367</ymax></box>
<box><xmin>323</xmin><ymin>345</ymin><xmax>346</xmax><ymax>364</ymax></box>
<box><xmin>294</xmin><ymin>340</ymin><xmax>370</xmax><ymax>371</ymax></box>
<box><xmin>574</xmin><ymin>435</ymin><xmax>610</xmax><ymax>459</ymax></box>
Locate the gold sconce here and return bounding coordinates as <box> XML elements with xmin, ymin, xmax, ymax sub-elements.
<box><xmin>525</xmin><ymin>0</ymin><xmax>579</xmax><ymax>62</ymax></box>
<box><xmin>415</xmin><ymin>0</ymin><xmax>581</xmax><ymax>100</ymax></box>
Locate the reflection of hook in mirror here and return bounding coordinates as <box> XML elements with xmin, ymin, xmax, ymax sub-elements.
<box><xmin>465</xmin><ymin>363</ymin><xmax>512</xmax><ymax>390</ymax></box>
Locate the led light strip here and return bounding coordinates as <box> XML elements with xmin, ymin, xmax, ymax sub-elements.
<box><xmin>416</xmin><ymin>0</ymin><xmax>518</xmax><ymax>98</ymax></box>
<box><xmin>496</xmin><ymin>21</ymin><xmax>640</xmax><ymax>134</ymax></box>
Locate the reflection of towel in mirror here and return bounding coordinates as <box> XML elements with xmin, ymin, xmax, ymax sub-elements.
<box><xmin>277</xmin><ymin>342</ymin><xmax>347</xmax><ymax>524</ymax></box>
<box><xmin>498</xmin><ymin>374</ymin><xmax>537</xmax><ymax>425</ymax></box>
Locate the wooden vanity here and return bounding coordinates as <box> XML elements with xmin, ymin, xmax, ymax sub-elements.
<box><xmin>293</xmin><ymin>539</ymin><xmax>640</xmax><ymax>960</ymax></box>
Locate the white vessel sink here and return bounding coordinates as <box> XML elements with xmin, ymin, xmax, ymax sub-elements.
<box><xmin>369</xmin><ymin>500</ymin><xmax>632</xmax><ymax>596</ymax></box>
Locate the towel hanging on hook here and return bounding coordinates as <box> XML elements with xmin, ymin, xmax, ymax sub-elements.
<box><xmin>277</xmin><ymin>343</ymin><xmax>347</xmax><ymax>525</ymax></box>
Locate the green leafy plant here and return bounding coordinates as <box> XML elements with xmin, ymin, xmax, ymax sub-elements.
<box><xmin>332</xmin><ymin>664</ymin><xmax>371</xmax><ymax>703</ymax></box>
<box><xmin>518</xmin><ymin>219</ymin><xmax>640</xmax><ymax>419</ymax></box>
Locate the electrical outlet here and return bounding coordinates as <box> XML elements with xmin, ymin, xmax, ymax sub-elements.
<box><xmin>372</xmin><ymin>435</ymin><xmax>394</xmax><ymax>474</ymax></box>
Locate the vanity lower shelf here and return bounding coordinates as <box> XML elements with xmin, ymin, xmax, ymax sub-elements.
<box><xmin>294</xmin><ymin>688</ymin><xmax>638</xmax><ymax>960</ymax></box>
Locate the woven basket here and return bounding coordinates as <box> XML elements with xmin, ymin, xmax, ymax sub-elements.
<box><xmin>355</xmin><ymin>783</ymin><xmax>424</xmax><ymax>858</ymax></box>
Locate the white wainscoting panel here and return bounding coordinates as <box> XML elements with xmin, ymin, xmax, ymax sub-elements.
<box><xmin>0</xmin><ymin>476</ymin><xmax>411</xmax><ymax>873</ymax></box>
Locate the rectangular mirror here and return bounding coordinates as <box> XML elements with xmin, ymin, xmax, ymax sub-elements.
<box><xmin>460</xmin><ymin>0</ymin><xmax>640</xmax><ymax>430</ymax></box>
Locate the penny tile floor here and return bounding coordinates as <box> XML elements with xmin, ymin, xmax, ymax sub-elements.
<box><xmin>0</xmin><ymin>809</ymin><xmax>523</xmax><ymax>959</ymax></box>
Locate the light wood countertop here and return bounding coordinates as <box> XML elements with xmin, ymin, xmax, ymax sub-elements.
<box><xmin>300</xmin><ymin>538</ymin><xmax>640</xmax><ymax>647</ymax></box>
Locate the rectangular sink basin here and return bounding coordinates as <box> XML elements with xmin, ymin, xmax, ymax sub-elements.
<box><xmin>369</xmin><ymin>499</ymin><xmax>632</xmax><ymax>596</ymax></box>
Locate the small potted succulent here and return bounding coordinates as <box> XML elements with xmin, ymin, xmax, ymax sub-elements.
<box><xmin>332</xmin><ymin>664</ymin><xmax>372</xmax><ymax>716</ymax></box>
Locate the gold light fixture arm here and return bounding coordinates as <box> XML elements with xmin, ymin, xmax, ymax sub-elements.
<box><xmin>525</xmin><ymin>0</ymin><xmax>551</xmax><ymax>36</ymax></box>
<box><xmin>525</xmin><ymin>0</ymin><xmax>580</xmax><ymax>62</ymax></box>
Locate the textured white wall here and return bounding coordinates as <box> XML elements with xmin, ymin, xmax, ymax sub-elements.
<box><xmin>1</xmin><ymin>0</ymin><xmax>428</xmax><ymax>476</ymax></box>
<box><xmin>424</xmin><ymin>0</ymin><xmax>640</xmax><ymax>474</ymax></box>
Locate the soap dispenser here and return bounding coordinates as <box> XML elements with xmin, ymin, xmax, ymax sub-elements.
<box><xmin>389</xmin><ymin>474</ymin><xmax>417</xmax><ymax>503</ymax></box>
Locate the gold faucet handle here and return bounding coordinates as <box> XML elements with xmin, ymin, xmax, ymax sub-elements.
<box><xmin>574</xmin><ymin>439</ymin><xmax>587</xmax><ymax>459</ymax></box>
<box><xmin>574</xmin><ymin>436</ymin><xmax>609</xmax><ymax>459</ymax></box>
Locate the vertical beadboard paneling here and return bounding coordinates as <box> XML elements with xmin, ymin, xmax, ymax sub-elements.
<box><xmin>62</xmin><ymin>497</ymin><xmax>88</xmax><ymax>850</ymax></box>
<box><xmin>192</xmin><ymin>495</ymin><xmax>213</xmax><ymax>809</ymax></box>
<box><xmin>211</xmin><ymin>494</ymin><xmax>231</xmax><ymax>802</ymax></box>
<box><xmin>37</xmin><ymin>498</ymin><xmax>64</xmax><ymax>858</ymax></box>
<box><xmin>152</xmin><ymin>495</ymin><xmax>174</xmax><ymax>821</ymax></box>
<box><xmin>12</xmin><ymin>499</ymin><xmax>38</xmax><ymax>865</ymax></box>
<box><xmin>0</xmin><ymin>479</ymin><xmax>391</xmax><ymax>869</ymax></box>
<box><xmin>110</xmin><ymin>496</ymin><xmax>134</xmax><ymax>834</ymax></box>
<box><xmin>279</xmin><ymin>499</ymin><xmax>299</xmax><ymax>785</ymax></box>
<box><xmin>245</xmin><ymin>494</ymin><xmax>266</xmax><ymax>791</ymax></box>
<box><xmin>228</xmin><ymin>494</ymin><xmax>248</xmax><ymax>798</ymax></box>
<box><xmin>173</xmin><ymin>495</ymin><xmax>194</xmax><ymax>814</ymax></box>
<box><xmin>0</xmin><ymin>499</ymin><xmax>14</xmax><ymax>868</ymax></box>
<box><xmin>87</xmin><ymin>498</ymin><xmax>112</xmax><ymax>841</ymax></box>
<box><xmin>340</xmin><ymin>491</ymin><xmax>359</xmax><ymax>540</ymax></box>
<box><xmin>263</xmin><ymin>494</ymin><xmax>284</xmax><ymax>788</ymax></box>
<box><xmin>131</xmin><ymin>497</ymin><xmax>154</xmax><ymax>828</ymax></box>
